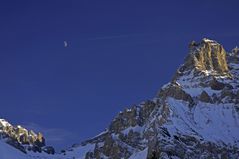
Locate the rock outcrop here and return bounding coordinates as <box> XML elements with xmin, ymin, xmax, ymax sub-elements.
<box><xmin>0</xmin><ymin>119</ymin><xmax>54</xmax><ymax>154</ymax></box>
<box><xmin>158</xmin><ymin>83</ymin><xmax>194</xmax><ymax>104</ymax></box>
<box><xmin>185</xmin><ymin>38</ymin><xmax>229</xmax><ymax>75</ymax></box>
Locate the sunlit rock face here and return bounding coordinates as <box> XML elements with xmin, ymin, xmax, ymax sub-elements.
<box><xmin>184</xmin><ymin>38</ymin><xmax>229</xmax><ymax>76</ymax></box>
<box><xmin>0</xmin><ymin>119</ymin><xmax>54</xmax><ymax>154</ymax></box>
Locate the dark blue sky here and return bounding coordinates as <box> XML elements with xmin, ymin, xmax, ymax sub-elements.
<box><xmin>1</xmin><ymin>0</ymin><xmax>239</xmax><ymax>150</ymax></box>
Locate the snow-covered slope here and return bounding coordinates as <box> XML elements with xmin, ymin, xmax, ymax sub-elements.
<box><xmin>1</xmin><ymin>38</ymin><xmax>239</xmax><ymax>159</ymax></box>
<box><xmin>0</xmin><ymin>118</ymin><xmax>56</xmax><ymax>155</ymax></box>
<box><xmin>0</xmin><ymin>139</ymin><xmax>27</xmax><ymax>159</ymax></box>
<box><xmin>0</xmin><ymin>139</ymin><xmax>66</xmax><ymax>159</ymax></box>
<box><xmin>0</xmin><ymin>119</ymin><xmax>60</xmax><ymax>159</ymax></box>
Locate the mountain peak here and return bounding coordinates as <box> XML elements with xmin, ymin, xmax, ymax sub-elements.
<box><xmin>180</xmin><ymin>38</ymin><xmax>230</xmax><ymax>77</ymax></box>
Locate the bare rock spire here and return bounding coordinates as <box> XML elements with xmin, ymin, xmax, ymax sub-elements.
<box><xmin>180</xmin><ymin>38</ymin><xmax>230</xmax><ymax>76</ymax></box>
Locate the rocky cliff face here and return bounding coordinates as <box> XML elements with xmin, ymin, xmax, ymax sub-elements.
<box><xmin>184</xmin><ymin>38</ymin><xmax>229</xmax><ymax>76</ymax></box>
<box><xmin>0</xmin><ymin>119</ymin><xmax>55</xmax><ymax>154</ymax></box>
<box><xmin>63</xmin><ymin>38</ymin><xmax>239</xmax><ymax>159</ymax></box>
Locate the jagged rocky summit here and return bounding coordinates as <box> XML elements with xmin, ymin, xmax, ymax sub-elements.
<box><xmin>1</xmin><ymin>38</ymin><xmax>239</xmax><ymax>159</ymax></box>
<box><xmin>0</xmin><ymin>119</ymin><xmax>55</xmax><ymax>154</ymax></box>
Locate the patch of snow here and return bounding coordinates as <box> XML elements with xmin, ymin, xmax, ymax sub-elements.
<box><xmin>0</xmin><ymin>119</ymin><xmax>12</xmax><ymax>127</ymax></box>
<box><xmin>129</xmin><ymin>148</ymin><xmax>148</xmax><ymax>159</ymax></box>
<box><xmin>126</xmin><ymin>108</ymin><xmax>132</xmax><ymax>112</ymax></box>
<box><xmin>122</xmin><ymin>125</ymin><xmax>144</xmax><ymax>135</ymax></box>
<box><xmin>165</xmin><ymin>98</ymin><xmax>239</xmax><ymax>145</ymax></box>
<box><xmin>183</xmin><ymin>87</ymin><xmax>219</xmax><ymax>97</ymax></box>
<box><xmin>0</xmin><ymin>139</ymin><xmax>65</xmax><ymax>159</ymax></box>
<box><xmin>202</xmin><ymin>38</ymin><xmax>218</xmax><ymax>44</ymax></box>
<box><xmin>65</xmin><ymin>143</ymin><xmax>95</xmax><ymax>159</ymax></box>
<box><xmin>161</xmin><ymin>83</ymin><xmax>171</xmax><ymax>89</ymax></box>
<box><xmin>93</xmin><ymin>129</ymin><xmax>108</xmax><ymax>138</ymax></box>
<box><xmin>0</xmin><ymin>140</ymin><xmax>27</xmax><ymax>159</ymax></box>
<box><xmin>202</xmin><ymin>70</ymin><xmax>213</xmax><ymax>76</ymax></box>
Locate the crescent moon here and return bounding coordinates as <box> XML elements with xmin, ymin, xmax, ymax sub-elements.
<box><xmin>64</xmin><ymin>41</ymin><xmax>68</xmax><ymax>47</ymax></box>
